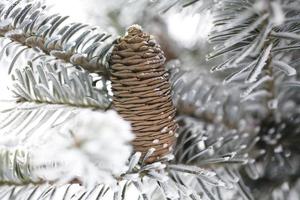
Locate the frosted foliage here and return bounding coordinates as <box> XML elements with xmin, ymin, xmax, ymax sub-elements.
<box><xmin>0</xmin><ymin>0</ymin><xmax>300</xmax><ymax>199</ymax></box>
<box><xmin>208</xmin><ymin>0</ymin><xmax>300</xmax><ymax>105</ymax></box>
<box><xmin>31</xmin><ymin>110</ymin><xmax>134</xmax><ymax>187</ymax></box>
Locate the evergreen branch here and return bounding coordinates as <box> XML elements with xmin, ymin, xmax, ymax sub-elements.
<box><xmin>0</xmin><ymin>145</ymin><xmax>244</xmax><ymax>200</ymax></box>
<box><xmin>168</xmin><ymin>63</ymin><xmax>268</xmax><ymax>128</ymax></box>
<box><xmin>0</xmin><ymin>183</ymin><xmax>110</xmax><ymax>200</ymax></box>
<box><xmin>0</xmin><ymin>148</ymin><xmax>34</xmax><ymax>185</ymax></box>
<box><xmin>132</xmin><ymin>0</ymin><xmax>206</xmax><ymax>14</ymax></box>
<box><xmin>162</xmin><ymin>64</ymin><xmax>260</xmax><ymax>198</ymax></box>
<box><xmin>174</xmin><ymin>116</ymin><xmax>250</xmax><ymax>165</ymax></box>
<box><xmin>122</xmin><ymin>149</ymin><xmax>233</xmax><ymax>199</ymax></box>
<box><xmin>208</xmin><ymin>0</ymin><xmax>300</xmax><ymax>100</ymax></box>
<box><xmin>0</xmin><ymin>0</ymin><xmax>115</xmax><ymax>75</ymax></box>
<box><xmin>0</xmin><ymin>102</ymin><xmax>76</xmax><ymax>143</ymax></box>
<box><xmin>10</xmin><ymin>56</ymin><xmax>111</xmax><ymax>109</ymax></box>
<box><xmin>0</xmin><ymin>173</ymin><xmax>240</xmax><ymax>200</ymax></box>
<box><xmin>0</xmin><ymin>102</ymin><xmax>133</xmax><ymax>187</ymax></box>
<box><xmin>172</xmin><ymin>115</ymin><xmax>256</xmax><ymax>199</ymax></box>
<box><xmin>0</xmin><ymin>102</ymin><xmax>77</xmax><ymax>184</ymax></box>
<box><xmin>208</xmin><ymin>2</ymin><xmax>300</xmax><ymax>190</ymax></box>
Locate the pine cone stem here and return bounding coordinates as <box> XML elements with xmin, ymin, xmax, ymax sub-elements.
<box><xmin>109</xmin><ymin>25</ymin><xmax>178</xmax><ymax>163</ymax></box>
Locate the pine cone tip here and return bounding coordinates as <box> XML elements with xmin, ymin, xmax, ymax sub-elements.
<box><xmin>127</xmin><ymin>24</ymin><xmax>143</xmax><ymax>34</ymax></box>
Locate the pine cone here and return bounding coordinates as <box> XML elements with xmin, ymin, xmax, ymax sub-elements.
<box><xmin>109</xmin><ymin>25</ymin><xmax>178</xmax><ymax>163</ymax></box>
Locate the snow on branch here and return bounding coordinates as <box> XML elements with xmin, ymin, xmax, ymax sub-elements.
<box><xmin>0</xmin><ymin>104</ymin><xmax>134</xmax><ymax>187</ymax></box>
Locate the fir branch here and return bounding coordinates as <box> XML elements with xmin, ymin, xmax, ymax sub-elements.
<box><xmin>0</xmin><ymin>0</ymin><xmax>115</xmax><ymax>74</ymax></box>
<box><xmin>0</xmin><ymin>148</ymin><xmax>34</xmax><ymax>185</ymax></box>
<box><xmin>168</xmin><ymin>63</ymin><xmax>268</xmax><ymax>128</ymax></box>
<box><xmin>10</xmin><ymin>56</ymin><xmax>111</xmax><ymax>109</ymax></box>
<box><xmin>0</xmin><ymin>102</ymin><xmax>134</xmax><ymax>187</ymax></box>
<box><xmin>172</xmin><ymin>115</ymin><xmax>256</xmax><ymax>200</ymax></box>
<box><xmin>208</xmin><ymin>0</ymin><xmax>300</xmax><ymax>102</ymax></box>
<box><xmin>208</xmin><ymin>2</ymin><xmax>300</xmax><ymax>194</ymax></box>
<box><xmin>0</xmin><ymin>102</ymin><xmax>76</xmax><ymax>143</ymax></box>
<box><xmin>0</xmin><ymin>183</ymin><xmax>110</xmax><ymax>200</ymax></box>
<box><xmin>0</xmin><ymin>147</ymin><xmax>240</xmax><ymax>200</ymax></box>
<box><xmin>174</xmin><ymin>116</ymin><xmax>250</xmax><ymax>165</ymax></box>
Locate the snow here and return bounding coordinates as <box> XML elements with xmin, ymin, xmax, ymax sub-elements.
<box><xmin>31</xmin><ymin>110</ymin><xmax>134</xmax><ymax>187</ymax></box>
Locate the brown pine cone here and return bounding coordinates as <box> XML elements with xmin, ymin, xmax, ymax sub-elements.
<box><xmin>109</xmin><ymin>25</ymin><xmax>178</xmax><ymax>163</ymax></box>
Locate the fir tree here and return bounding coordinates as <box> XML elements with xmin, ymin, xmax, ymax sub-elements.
<box><xmin>0</xmin><ymin>0</ymin><xmax>299</xmax><ymax>199</ymax></box>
